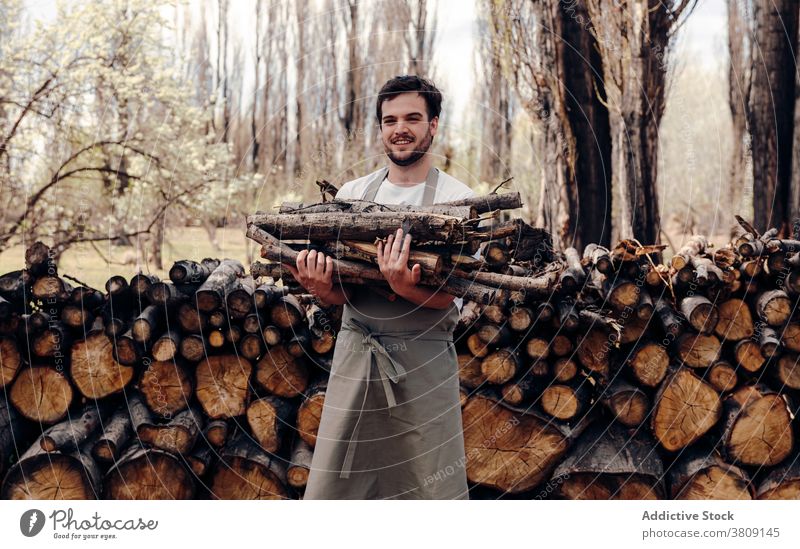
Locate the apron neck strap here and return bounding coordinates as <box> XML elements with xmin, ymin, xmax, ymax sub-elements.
<box><xmin>361</xmin><ymin>166</ymin><xmax>440</xmax><ymax>205</ymax></box>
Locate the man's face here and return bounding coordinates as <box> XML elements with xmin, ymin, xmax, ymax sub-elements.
<box><xmin>380</xmin><ymin>92</ymin><xmax>438</xmax><ymax>167</ymax></box>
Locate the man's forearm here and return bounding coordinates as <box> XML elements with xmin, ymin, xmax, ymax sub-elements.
<box><xmin>393</xmin><ymin>284</ymin><xmax>455</xmax><ymax>310</ymax></box>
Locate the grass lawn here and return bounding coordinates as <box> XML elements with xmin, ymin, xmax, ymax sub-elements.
<box><xmin>0</xmin><ymin>227</ymin><xmax>255</xmax><ymax>290</ymax></box>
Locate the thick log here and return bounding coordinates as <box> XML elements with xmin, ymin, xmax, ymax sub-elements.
<box><xmin>668</xmin><ymin>445</ymin><xmax>752</xmax><ymax>500</ymax></box>
<box><xmin>195</xmin><ymin>355</ymin><xmax>252</xmax><ymax>419</ymax></box>
<box><xmin>628</xmin><ymin>341</ymin><xmax>669</xmax><ymax>388</ymax></box>
<box><xmin>707</xmin><ymin>361</ymin><xmax>739</xmax><ymax>393</ymax></box>
<box><xmin>179</xmin><ymin>334</ymin><xmax>207</xmax><ymax>362</ymax></box>
<box><xmin>209</xmin><ymin>431</ymin><xmax>288</xmax><ymax>499</ymax></box>
<box><xmin>721</xmin><ymin>386</ymin><xmax>793</xmax><ymax>467</ymax></box>
<box><xmin>2</xmin><ymin>437</ymin><xmax>101</xmax><ymax>499</ymax></box>
<box><xmin>138</xmin><ymin>359</ymin><xmax>193</xmax><ymax>418</ymax></box>
<box><xmin>552</xmin><ymin>423</ymin><xmax>664</xmax><ymax>500</ymax></box>
<box><xmin>146</xmin><ymin>281</ymin><xmax>185</xmax><ymax>307</ymax></box>
<box><xmin>71</xmin><ymin>332</ymin><xmax>134</xmax><ymax>398</ymax></box>
<box><xmin>104</xmin><ymin>445</ymin><xmax>195</xmax><ymax>499</ymax></box>
<box><xmin>138</xmin><ymin>406</ymin><xmax>204</xmax><ymax>456</ymax></box>
<box><xmin>152</xmin><ymin>329</ymin><xmax>181</xmax><ymax>361</ymax></box>
<box><xmin>733</xmin><ymin>339</ymin><xmax>766</xmax><ymax>373</ymax></box>
<box><xmin>676</xmin><ymin>333</ymin><xmax>721</xmax><ymax>369</ymax></box>
<box><xmin>131</xmin><ymin>304</ymin><xmax>164</xmax><ymax>345</ymax></box>
<box><xmin>32</xmin><ymin>322</ymin><xmax>69</xmax><ymax>358</ymax></box>
<box><xmin>226</xmin><ymin>275</ymin><xmax>256</xmax><ymax>320</ymax></box>
<box><xmin>196</xmin><ymin>259</ymin><xmax>246</xmax><ymax>313</ymax></box>
<box><xmin>270</xmin><ymin>294</ymin><xmax>306</xmax><ymax>329</ymax></box>
<box><xmin>247</xmin><ymin>395</ymin><xmax>295</xmax><ymax>453</ymax></box>
<box><xmin>714</xmin><ymin>298</ymin><xmax>754</xmax><ymax>341</ymax></box>
<box><xmin>130</xmin><ymin>273</ymin><xmax>159</xmax><ymax>301</ymax></box>
<box><xmin>652</xmin><ymin>368</ymin><xmax>721</xmax><ymax>452</ymax></box>
<box><xmin>253</xmin><ymin>282</ymin><xmax>288</xmax><ymax>309</ymax></box>
<box><xmin>176</xmin><ymin>302</ymin><xmax>207</xmax><ymax>334</ymax></box>
<box><xmin>757</xmin><ymin>454</ymin><xmax>800</xmax><ymax>499</ymax></box>
<box><xmin>480</xmin><ymin>348</ymin><xmax>520</xmax><ymax>385</ymax></box>
<box><xmin>9</xmin><ymin>365</ymin><xmax>73</xmax><ymax>424</ymax></box>
<box><xmin>32</xmin><ymin>275</ymin><xmax>73</xmax><ymax>302</ymax></box>
<box><xmin>461</xmin><ymin>393</ymin><xmax>590</xmax><ymax>494</ymax></box>
<box><xmin>540</xmin><ymin>382</ymin><xmax>591</xmax><ymax>422</ymax></box>
<box><xmin>458</xmin><ymin>353</ymin><xmax>486</xmax><ymax>389</ymax></box>
<box><xmin>576</xmin><ymin>329</ymin><xmax>612</xmax><ymax>378</ymax></box>
<box><xmin>255</xmin><ymin>345</ymin><xmax>309</xmax><ymax>398</ymax></box>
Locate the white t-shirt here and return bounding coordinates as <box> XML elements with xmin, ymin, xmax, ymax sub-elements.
<box><xmin>336</xmin><ymin>168</ymin><xmax>477</xmax><ymax>311</ymax></box>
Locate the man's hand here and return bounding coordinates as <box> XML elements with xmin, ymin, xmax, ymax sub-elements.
<box><xmin>284</xmin><ymin>249</ymin><xmax>334</xmax><ymax>298</ymax></box>
<box><xmin>377</xmin><ymin>228</ymin><xmax>422</xmax><ymax>295</ymax></box>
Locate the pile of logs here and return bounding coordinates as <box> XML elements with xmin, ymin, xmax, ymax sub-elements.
<box><xmin>0</xmin><ymin>242</ymin><xmax>335</xmax><ymax>499</ymax></box>
<box><xmin>2</xmin><ymin>199</ymin><xmax>800</xmax><ymax>499</ymax></box>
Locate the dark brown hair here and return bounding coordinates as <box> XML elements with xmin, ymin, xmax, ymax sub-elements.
<box><xmin>376</xmin><ymin>75</ymin><xmax>443</xmax><ymax>125</ymax></box>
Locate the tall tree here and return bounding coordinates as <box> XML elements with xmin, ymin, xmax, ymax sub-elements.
<box><xmin>489</xmin><ymin>0</ymin><xmax>612</xmax><ymax>250</ymax></box>
<box><xmin>748</xmin><ymin>0</ymin><xmax>798</xmax><ymax>234</ymax></box>
<box><xmin>585</xmin><ymin>0</ymin><xmax>697</xmax><ymax>247</ymax></box>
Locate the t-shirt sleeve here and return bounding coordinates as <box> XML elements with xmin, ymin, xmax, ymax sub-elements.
<box><xmin>335</xmin><ymin>181</ymin><xmax>353</xmax><ymax>200</ymax></box>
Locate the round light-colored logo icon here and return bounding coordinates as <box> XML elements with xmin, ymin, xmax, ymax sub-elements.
<box><xmin>20</xmin><ymin>509</ymin><xmax>45</xmax><ymax>537</ymax></box>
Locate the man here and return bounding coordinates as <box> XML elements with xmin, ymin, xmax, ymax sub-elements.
<box><xmin>286</xmin><ymin>75</ymin><xmax>473</xmax><ymax>499</ymax></box>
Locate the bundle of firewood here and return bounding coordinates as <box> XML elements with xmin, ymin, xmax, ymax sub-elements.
<box><xmin>245</xmin><ymin>191</ymin><xmax>556</xmax><ymax>304</ymax></box>
<box><xmin>0</xmin><ymin>242</ymin><xmax>338</xmax><ymax>499</ymax></box>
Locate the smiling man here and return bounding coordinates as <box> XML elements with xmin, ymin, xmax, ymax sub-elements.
<box><xmin>288</xmin><ymin>75</ymin><xmax>473</xmax><ymax>500</ymax></box>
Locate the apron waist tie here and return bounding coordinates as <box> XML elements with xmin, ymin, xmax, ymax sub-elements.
<box><xmin>338</xmin><ymin>318</ymin><xmax>415</xmax><ymax>479</ymax></box>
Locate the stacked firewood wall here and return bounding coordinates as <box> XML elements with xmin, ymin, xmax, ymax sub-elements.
<box><xmin>2</xmin><ymin>204</ymin><xmax>800</xmax><ymax>499</ymax></box>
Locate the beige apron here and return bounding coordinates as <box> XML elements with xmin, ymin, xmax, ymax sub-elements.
<box><xmin>303</xmin><ymin>167</ymin><xmax>469</xmax><ymax>499</ymax></box>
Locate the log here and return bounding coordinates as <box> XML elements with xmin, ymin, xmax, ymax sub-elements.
<box><xmin>152</xmin><ymin>329</ymin><xmax>182</xmax><ymax>361</ymax></box>
<box><xmin>480</xmin><ymin>348</ymin><xmax>520</xmax><ymax>385</ymax></box>
<box><xmin>91</xmin><ymin>406</ymin><xmax>133</xmax><ymax>463</ymax></box>
<box><xmin>249</xmin><ymin>211</ymin><xmax>465</xmax><ymax>243</ymax></box>
<box><xmin>209</xmin><ymin>430</ymin><xmax>288</xmax><ymax>499</ymax></box>
<box><xmin>668</xmin><ymin>445</ymin><xmax>752</xmax><ymax>500</ymax></box>
<box><xmin>0</xmin><ymin>335</ymin><xmax>22</xmax><ymax>388</ymax></box>
<box><xmin>676</xmin><ymin>333</ymin><xmax>721</xmax><ymax>369</ymax></box>
<box><xmin>0</xmin><ymin>395</ymin><xmax>24</xmax><ymax>478</ymax></box>
<box><xmin>247</xmin><ymin>395</ymin><xmax>295</xmax><ymax>453</ymax></box>
<box><xmin>226</xmin><ymin>275</ymin><xmax>256</xmax><ymax>319</ymax></box>
<box><xmin>733</xmin><ymin>339</ymin><xmax>766</xmax><ymax>373</ymax></box>
<box><xmin>679</xmin><ymin>295</ymin><xmax>719</xmax><ymax>334</ymax></box>
<box><xmin>104</xmin><ymin>445</ymin><xmax>195</xmax><ymax>499</ymax></box>
<box><xmin>461</xmin><ymin>393</ymin><xmax>589</xmax><ymax>494</ymax></box>
<box><xmin>600</xmin><ymin>378</ymin><xmax>650</xmax><ymax>427</ymax></box>
<box><xmin>652</xmin><ymin>368</ymin><xmax>721</xmax><ymax>452</ymax></box>
<box><xmin>169</xmin><ymin>258</ymin><xmax>221</xmax><ymax>285</ymax></box>
<box><xmin>270</xmin><ymin>294</ymin><xmax>306</xmax><ymax>329</ymax></box>
<box><xmin>205</xmin><ymin>419</ymin><xmax>230</xmax><ymax>448</ymax></box>
<box><xmin>552</xmin><ymin>423</ymin><xmax>664</xmax><ymax>500</ymax></box>
<box><xmin>255</xmin><ymin>345</ymin><xmax>309</xmax><ymax>398</ymax></box>
<box><xmin>707</xmin><ymin>361</ymin><xmax>739</xmax><ymax>393</ymax></box>
<box><xmin>540</xmin><ymin>382</ymin><xmax>591</xmax><ymax>422</ymax></box>
<box><xmin>196</xmin><ymin>259</ymin><xmax>246</xmax><ymax>313</ymax></box>
<box><xmin>195</xmin><ymin>355</ymin><xmax>252</xmax><ymax>419</ymax></box>
<box><xmin>756</xmin><ymin>454</ymin><xmax>800</xmax><ymax>499</ymax></box>
<box><xmin>714</xmin><ymin>298</ymin><xmax>755</xmax><ymax>341</ymax></box>
<box><xmin>138</xmin><ymin>406</ymin><xmax>204</xmax><ymax>455</ymax></box>
<box><xmin>288</xmin><ymin>437</ymin><xmax>314</xmax><ymax>489</ymax></box>
<box><xmin>40</xmin><ymin>403</ymin><xmax>107</xmax><ymax>453</ymax></box>
<box><xmin>130</xmin><ymin>272</ymin><xmax>159</xmax><ymax>301</ymax></box>
<box><xmin>138</xmin><ymin>359</ymin><xmax>193</xmax><ymax>418</ymax></box>
<box><xmin>2</xmin><ymin>437</ymin><xmax>101</xmax><ymax>499</ymax></box>
<box><xmin>9</xmin><ymin>365</ymin><xmax>73</xmax><ymax>424</ymax></box>
<box><xmin>458</xmin><ymin>353</ymin><xmax>486</xmax><ymax>389</ymax></box>
<box><xmin>755</xmin><ymin>289</ymin><xmax>791</xmax><ymax>326</ymax></box>
<box><xmin>70</xmin><ymin>332</ymin><xmax>135</xmax><ymax>399</ymax></box>
<box><xmin>179</xmin><ymin>334</ymin><xmax>207</xmax><ymax>362</ymax></box>
<box><xmin>176</xmin><ymin>302</ymin><xmax>207</xmax><ymax>334</ymax></box>
<box><xmin>131</xmin><ymin>304</ymin><xmax>164</xmax><ymax>345</ymax></box>
<box><xmin>280</xmin><ymin>198</ymin><xmax>476</xmax><ymax>218</ymax></box>
<box><xmin>721</xmin><ymin>386</ymin><xmax>793</xmax><ymax>467</ymax></box>
<box><xmin>628</xmin><ymin>341</ymin><xmax>669</xmax><ymax>388</ymax></box>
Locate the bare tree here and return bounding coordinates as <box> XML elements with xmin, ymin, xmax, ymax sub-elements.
<box><xmin>488</xmin><ymin>0</ymin><xmax>612</xmax><ymax>251</ymax></box>
<box><xmin>585</xmin><ymin>0</ymin><xmax>697</xmax><ymax>247</ymax></box>
<box><xmin>748</xmin><ymin>0</ymin><xmax>798</xmax><ymax>234</ymax></box>
<box><xmin>727</xmin><ymin>0</ymin><xmax>751</xmax><ymax>227</ymax></box>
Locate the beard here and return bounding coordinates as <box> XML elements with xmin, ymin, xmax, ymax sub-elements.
<box><xmin>384</xmin><ymin>127</ymin><xmax>434</xmax><ymax>167</ymax></box>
